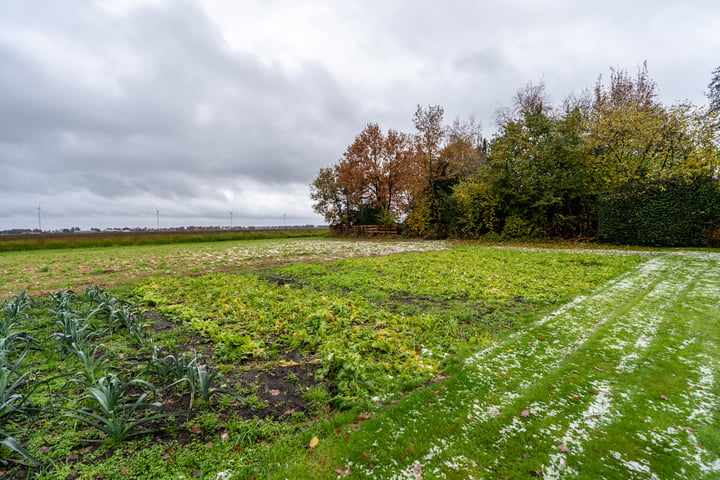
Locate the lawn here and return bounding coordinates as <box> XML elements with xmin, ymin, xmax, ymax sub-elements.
<box><xmin>0</xmin><ymin>238</ymin><xmax>717</xmax><ymax>479</ymax></box>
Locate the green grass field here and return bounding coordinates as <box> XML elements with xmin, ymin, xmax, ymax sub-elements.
<box><xmin>0</xmin><ymin>238</ymin><xmax>717</xmax><ymax>479</ymax></box>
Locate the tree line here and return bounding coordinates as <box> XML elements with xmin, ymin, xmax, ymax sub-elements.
<box><xmin>311</xmin><ymin>64</ymin><xmax>720</xmax><ymax>246</ymax></box>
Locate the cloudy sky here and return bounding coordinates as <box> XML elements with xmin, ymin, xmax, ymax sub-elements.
<box><xmin>1</xmin><ymin>0</ymin><xmax>719</xmax><ymax>231</ymax></box>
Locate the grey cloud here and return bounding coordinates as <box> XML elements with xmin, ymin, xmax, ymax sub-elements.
<box><xmin>1</xmin><ymin>0</ymin><xmax>719</xmax><ymax>230</ymax></box>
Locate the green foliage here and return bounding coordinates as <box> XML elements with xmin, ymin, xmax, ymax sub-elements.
<box><xmin>1</xmin><ymin>290</ymin><xmax>31</xmax><ymax>324</ymax></box>
<box><xmin>71</xmin><ymin>344</ymin><xmax>108</xmax><ymax>384</ymax></box>
<box><xmin>451</xmin><ymin>175</ymin><xmax>500</xmax><ymax>237</ymax></box>
<box><xmin>52</xmin><ymin>311</ymin><xmax>104</xmax><ymax>353</ymax></box>
<box><xmin>502</xmin><ymin>215</ymin><xmax>534</xmax><ymax>239</ymax></box>
<box><xmin>193</xmin><ymin>364</ymin><xmax>246</xmax><ymax>406</ymax></box>
<box><xmin>481</xmin><ymin>87</ymin><xmax>595</xmax><ymax>238</ymax></box>
<box><xmin>598</xmin><ymin>172</ymin><xmax>720</xmax><ymax>246</ymax></box>
<box><xmin>66</xmin><ymin>375</ymin><xmax>179</xmax><ymax>443</ymax></box>
<box><xmin>0</xmin><ymin>345</ymin><xmax>41</xmax><ymax>466</ymax></box>
<box><xmin>707</xmin><ymin>65</ymin><xmax>720</xmax><ymax>115</ymax></box>
<box><xmin>316</xmin><ymin>66</ymin><xmax>720</xmax><ymax>245</ymax></box>
<box><xmin>136</xmin><ymin>247</ymin><xmax>643</xmax><ymax>404</ymax></box>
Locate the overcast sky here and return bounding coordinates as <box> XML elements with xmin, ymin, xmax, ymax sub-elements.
<box><xmin>1</xmin><ymin>0</ymin><xmax>719</xmax><ymax>231</ymax></box>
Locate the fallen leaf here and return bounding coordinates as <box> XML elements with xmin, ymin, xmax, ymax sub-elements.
<box><xmin>309</xmin><ymin>436</ymin><xmax>319</xmax><ymax>449</ymax></box>
<box><xmin>205</xmin><ymin>441</ymin><xmax>214</xmax><ymax>447</ymax></box>
<box><xmin>334</xmin><ymin>466</ymin><xmax>351</xmax><ymax>477</ymax></box>
<box><xmin>269</xmin><ymin>389</ymin><xmax>281</xmax><ymax>396</ymax></box>
<box><xmin>95</xmin><ymin>474</ymin><xmax>105</xmax><ymax>479</ymax></box>
<box><xmin>358</xmin><ymin>412</ymin><xmax>371</xmax><ymax>422</ymax></box>
<box><xmin>520</xmin><ymin>409</ymin><xmax>530</xmax><ymax>418</ymax></box>
<box><xmin>660</xmin><ymin>394</ymin><xmax>669</xmax><ymax>401</ymax></box>
<box><xmin>683</xmin><ymin>426</ymin><xmax>694</xmax><ymax>432</ymax></box>
<box><xmin>162</xmin><ymin>448</ymin><xmax>174</xmax><ymax>460</ymax></box>
<box><xmin>38</xmin><ymin>446</ymin><xmax>52</xmax><ymax>454</ymax></box>
<box><xmin>360</xmin><ymin>451</ymin><xmax>372</xmax><ymax>460</ymax></box>
<box><xmin>407</xmin><ymin>448</ymin><xmax>414</xmax><ymax>457</ymax></box>
<box><xmin>413</xmin><ymin>461</ymin><xmax>423</xmax><ymax>480</ymax></box>
<box><xmin>278</xmin><ymin>360</ymin><xmax>301</xmax><ymax>367</ymax></box>
<box><xmin>557</xmin><ymin>444</ymin><xmax>571</xmax><ymax>453</ymax></box>
<box><xmin>530</xmin><ymin>469</ymin><xmax>543</xmax><ymax>477</ymax></box>
<box><xmin>220</xmin><ymin>430</ymin><xmax>230</xmax><ymax>442</ymax></box>
<box><xmin>191</xmin><ymin>424</ymin><xmax>203</xmax><ymax>435</ymax></box>
<box><xmin>232</xmin><ymin>445</ymin><xmax>242</xmax><ymax>452</ymax></box>
<box><xmin>523</xmin><ymin>451</ymin><xmax>529</xmax><ymax>459</ymax></box>
<box><xmin>67</xmin><ymin>453</ymin><xmax>79</xmax><ymax>461</ymax></box>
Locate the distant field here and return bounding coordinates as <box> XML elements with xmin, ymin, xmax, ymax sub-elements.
<box><xmin>0</xmin><ymin>227</ymin><xmax>327</xmax><ymax>252</ymax></box>
<box><xmin>0</xmin><ymin>237</ymin><xmax>445</xmax><ymax>297</ymax></box>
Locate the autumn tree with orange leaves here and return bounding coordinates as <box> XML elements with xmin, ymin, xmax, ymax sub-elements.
<box><xmin>311</xmin><ymin>106</ymin><xmax>486</xmax><ymax>231</ymax></box>
<box><xmin>336</xmin><ymin>123</ymin><xmax>410</xmax><ymax>224</ymax></box>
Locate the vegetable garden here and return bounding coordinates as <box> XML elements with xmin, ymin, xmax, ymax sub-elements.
<box><xmin>0</xmin><ymin>238</ymin><xmax>717</xmax><ymax>479</ymax></box>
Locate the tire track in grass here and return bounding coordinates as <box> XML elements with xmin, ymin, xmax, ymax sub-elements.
<box><xmin>534</xmin><ymin>255</ymin><xmax>716</xmax><ymax>479</ymax></box>
<box><xmin>346</xmin><ymin>253</ymin><xmax>719</xmax><ymax>480</ymax></box>
<box><xmin>346</xmin><ymin>255</ymin><xmax>666</xmax><ymax>478</ymax></box>
<box><xmin>594</xmin><ymin>254</ymin><xmax>720</xmax><ymax>480</ymax></box>
<box><xmin>454</xmin><ymin>254</ymin><xmax>702</xmax><ymax>479</ymax></box>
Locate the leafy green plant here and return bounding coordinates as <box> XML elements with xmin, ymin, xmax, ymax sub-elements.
<box><xmin>0</xmin><ymin>346</ymin><xmax>40</xmax><ymax>466</ymax></box>
<box><xmin>48</xmin><ymin>289</ymin><xmax>76</xmax><ymax>315</ymax></box>
<box><xmin>0</xmin><ymin>348</ymin><xmax>37</xmax><ymax>424</ymax></box>
<box><xmin>71</xmin><ymin>344</ymin><xmax>108</xmax><ymax>384</ymax></box>
<box><xmin>52</xmin><ymin>311</ymin><xmax>103</xmax><ymax>353</ymax></box>
<box><xmin>83</xmin><ymin>286</ymin><xmax>146</xmax><ymax>345</ymax></box>
<box><xmin>110</xmin><ymin>306</ymin><xmax>144</xmax><ymax>345</ymax></box>
<box><xmin>158</xmin><ymin>350</ymin><xmax>201</xmax><ymax>383</ymax></box>
<box><xmin>315</xmin><ymin>351</ymin><xmax>368</xmax><ymax>401</ymax></box>
<box><xmin>1</xmin><ymin>290</ymin><xmax>31</xmax><ymax>324</ymax></box>
<box><xmin>66</xmin><ymin>375</ymin><xmax>180</xmax><ymax>443</ymax></box>
<box><xmin>193</xmin><ymin>364</ymin><xmax>246</xmax><ymax>406</ymax></box>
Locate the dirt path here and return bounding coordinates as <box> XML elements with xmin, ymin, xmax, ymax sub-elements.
<box><xmin>342</xmin><ymin>252</ymin><xmax>720</xmax><ymax>479</ymax></box>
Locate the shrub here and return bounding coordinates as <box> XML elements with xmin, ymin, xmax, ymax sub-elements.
<box><xmin>597</xmin><ymin>172</ymin><xmax>720</xmax><ymax>247</ymax></box>
<box><xmin>502</xmin><ymin>215</ymin><xmax>533</xmax><ymax>239</ymax></box>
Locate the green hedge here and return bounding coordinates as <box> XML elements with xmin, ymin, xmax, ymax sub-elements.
<box><xmin>597</xmin><ymin>173</ymin><xmax>720</xmax><ymax>247</ymax></box>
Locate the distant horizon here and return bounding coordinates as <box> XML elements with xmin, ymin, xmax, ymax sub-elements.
<box><xmin>0</xmin><ymin>215</ymin><xmax>326</xmax><ymax>233</ymax></box>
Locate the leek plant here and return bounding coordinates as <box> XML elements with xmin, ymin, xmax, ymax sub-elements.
<box><xmin>66</xmin><ymin>375</ymin><xmax>182</xmax><ymax>444</ymax></box>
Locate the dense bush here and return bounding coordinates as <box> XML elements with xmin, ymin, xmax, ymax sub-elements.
<box><xmin>597</xmin><ymin>173</ymin><xmax>720</xmax><ymax>247</ymax></box>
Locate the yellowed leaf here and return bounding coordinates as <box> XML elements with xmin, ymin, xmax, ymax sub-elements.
<box><xmin>309</xmin><ymin>436</ymin><xmax>319</xmax><ymax>449</ymax></box>
<box><xmin>278</xmin><ymin>360</ymin><xmax>301</xmax><ymax>367</ymax></box>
